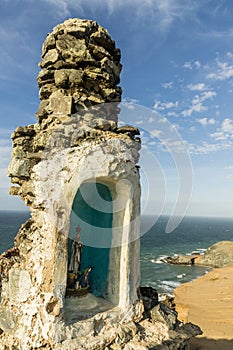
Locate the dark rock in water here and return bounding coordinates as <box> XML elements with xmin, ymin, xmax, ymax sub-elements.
<box><xmin>165</xmin><ymin>255</ymin><xmax>198</xmax><ymax>266</ymax></box>
<box><xmin>165</xmin><ymin>241</ymin><xmax>233</xmax><ymax>268</ymax></box>
<box><xmin>139</xmin><ymin>286</ymin><xmax>159</xmax><ymax>317</ymax></box>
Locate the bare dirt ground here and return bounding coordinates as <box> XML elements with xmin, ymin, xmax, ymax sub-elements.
<box><xmin>174</xmin><ymin>264</ymin><xmax>233</xmax><ymax>350</ymax></box>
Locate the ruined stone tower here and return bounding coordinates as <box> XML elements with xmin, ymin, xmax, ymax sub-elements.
<box><xmin>0</xmin><ymin>19</ymin><xmax>142</xmax><ymax>348</ymax></box>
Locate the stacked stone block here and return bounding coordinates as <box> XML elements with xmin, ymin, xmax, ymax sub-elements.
<box><xmin>36</xmin><ymin>18</ymin><xmax>122</xmax><ymax>123</ymax></box>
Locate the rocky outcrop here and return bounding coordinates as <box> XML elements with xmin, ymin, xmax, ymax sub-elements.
<box><xmin>164</xmin><ymin>241</ymin><xmax>233</xmax><ymax>268</ymax></box>
<box><xmin>195</xmin><ymin>241</ymin><xmax>233</xmax><ymax>267</ymax></box>
<box><xmin>164</xmin><ymin>255</ymin><xmax>197</xmax><ymax>266</ymax></box>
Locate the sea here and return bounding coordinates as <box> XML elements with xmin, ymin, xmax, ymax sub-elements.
<box><xmin>0</xmin><ymin>211</ymin><xmax>233</xmax><ymax>295</ymax></box>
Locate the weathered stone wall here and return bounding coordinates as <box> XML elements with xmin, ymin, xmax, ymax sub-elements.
<box><xmin>0</xmin><ymin>18</ymin><xmax>142</xmax><ymax>349</ymax></box>
<box><xmin>0</xmin><ymin>18</ymin><xmax>201</xmax><ymax>350</ymax></box>
<box><xmin>36</xmin><ymin>18</ymin><xmax>122</xmax><ymax>126</ymax></box>
<box><xmin>9</xmin><ymin>18</ymin><xmax>124</xmax><ymax>204</ymax></box>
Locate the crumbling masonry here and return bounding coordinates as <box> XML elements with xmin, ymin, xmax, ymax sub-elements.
<box><xmin>0</xmin><ymin>18</ymin><xmax>201</xmax><ymax>350</ymax></box>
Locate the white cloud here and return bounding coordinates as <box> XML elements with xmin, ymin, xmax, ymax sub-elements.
<box><xmin>0</xmin><ymin>22</ymin><xmax>38</xmax><ymax>83</ymax></box>
<box><xmin>0</xmin><ymin>145</ymin><xmax>12</xmax><ymax>171</ymax></box>
<box><xmin>170</xmin><ymin>123</ymin><xmax>181</xmax><ymax>131</ymax></box>
<box><xmin>122</xmin><ymin>98</ymin><xmax>139</xmax><ymax>104</ymax></box>
<box><xmin>134</xmin><ymin>120</ymin><xmax>143</xmax><ymax>125</ymax></box>
<box><xmin>158</xmin><ymin>117</ymin><xmax>168</xmax><ymax>123</ymax></box>
<box><xmin>183</xmin><ymin>60</ymin><xmax>201</xmax><ymax>70</ymax></box>
<box><xmin>222</xmin><ymin>118</ymin><xmax>233</xmax><ymax>134</ymax></box>
<box><xmin>158</xmin><ymin>138</ymin><xmax>190</xmax><ymax>154</ymax></box>
<box><xmin>210</xmin><ymin>118</ymin><xmax>233</xmax><ymax>141</ymax></box>
<box><xmin>0</xmin><ymin>129</ymin><xmax>13</xmax><ymax>169</ymax></box>
<box><xmin>187</xmin><ymin>140</ymin><xmax>233</xmax><ymax>154</ymax></box>
<box><xmin>42</xmin><ymin>0</ymin><xmax>202</xmax><ymax>33</ymax></box>
<box><xmin>0</xmin><ymin>128</ymin><xmax>13</xmax><ymax>136</ymax></box>
<box><xmin>188</xmin><ymin>83</ymin><xmax>207</xmax><ymax>91</ymax></box>
<box><xmin>189</xmin><ymin>105</ymin><xmax>206</xmax><ymax>116</ymax></box>
<box><xmin>183</xmin><ymin>61</ymin><xmax>193</xmax><ymax>70</ymax></box>
<box><xmin>182</xmin><ymin>91</ymin><xmax>216</xmax><ymax>117</ymax></box>
<box><xmin>162</xmin><ymin>81</ymin><xmax>173</xmax><ymax>89</ymax></box>
<box><xmin>148</xmin><ymin>117</ymin><xmax>155</xmax><ymax>123</ymax></box>
<box><xmin>203</xmin><ymin>29</ymin><xmax>233</xmax><ymax>39</ymax></box>
<box><xmin>0</xmin><ymin>167</ymin><xmax>10</xmax><ymax>189</ymax></box>
<box><xmin>151</xmin><ymin>129</ymin><xmax>162</xmax><ymax>138</ymax></box>
<box><xmin>207</xmin><ymin>61</ymin><xmax>233</xmax><ymax>80</ymax></box>
<box><xmin>0</xmin><ymin>140</ymin><xmax>12</xmax><ymax>191</ymax></box>
<box><xmin>201</xmin><ymin>91</ymin><xmax>216</xmax><ymax>100</ymax></box>
<box><xmin>122</xmin><ymin>98</ymin><xmax>140</xmax><ymax>111</ymax></box>
<box><xmin>197</xmin><ymin>117</ymin><xmax>216</xmax><ymax>126</ymax></box>
<box><xmin>194</xmin><ymin>60</ymin><xmax>201</xmax><ymax>69</ymax></box>
<box><xmin>189</xmin><ymin>126</ymin><xmax>196</xmax><ymax>132</ymax></box>
<box><xmin>167</xmin><ymin>111</ymin><xmax>178</xmax><ymax>117</ymax></box>
<box><xmin>182</xmin><ymin>101</ymin><xmax>206</xmax><ymax>117</ymax></box>
<box><xmin>153</xmin><ymin>99</ymin><xmax>179</xmax><ymax>111</ymax></box>
<box><xmin>41</xmin><ymin>0</ymin><xmax>71</xmax><ymax>17</ymax></box>
<box><xmin>210</xmin><ymin>132</ymin><xmax>228</xmax><ymax>141</ymax></box>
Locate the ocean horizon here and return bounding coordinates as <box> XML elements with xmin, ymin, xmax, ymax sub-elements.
<box><xmin>0</xmin><ymin>211</ymin><xmax>233</xmax><ymax>294</ymax></box>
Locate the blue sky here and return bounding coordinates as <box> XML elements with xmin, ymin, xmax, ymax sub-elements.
<box><xmin>1</xmin><ymin>0</ymin><xmax>233</xmax><ymax>218</ymax></box>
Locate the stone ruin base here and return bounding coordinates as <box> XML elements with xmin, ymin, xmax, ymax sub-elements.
<box><xmin>0</xmin><ymin>287</ymin><xmax>201</xmax><ymax>350</ymax></box>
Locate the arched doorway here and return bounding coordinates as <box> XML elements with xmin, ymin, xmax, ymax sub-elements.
<box><xmin>68</xmin><ymin>181</ymin><xmax>113</xmax><ymax>298</ymax></box>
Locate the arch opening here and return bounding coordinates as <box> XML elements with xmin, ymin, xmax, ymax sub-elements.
<box><xmin>67</xmin><ymin>182</ymin><xmax>113</xmax><ymax>298</ymax></box>
<box><xmin>64</xmin><ymin>179</ymin><xmax>129</xmax><ymax>324</ymax></box>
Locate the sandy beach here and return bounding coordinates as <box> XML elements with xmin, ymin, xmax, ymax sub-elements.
<box><xmin>174</xmin><ymin>263</ymin><xmax>233</xmax><ymax>350</ymax></box>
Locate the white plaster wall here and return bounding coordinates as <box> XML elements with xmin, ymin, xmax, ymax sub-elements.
<box><xmin>2</xmin><ymin>129</ymin><xmax>141</xmax><ymax>347</ymax></box>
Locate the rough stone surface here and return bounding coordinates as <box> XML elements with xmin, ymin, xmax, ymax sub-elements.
<box><xmin>8</xmin><ymin>268</ymin><xmax>32</xmax><ymax>302</ymax></box>
<box><xmin>195</xmin><ymin>240</ymin><xmax>233</xmax><ymax>267</ymax></box>
<box><xmin>164</xmin><ymin>241</ymin><xmax>233</xmax><ymax>268</ymax></box>
<box><xmin>0</xmin><ymin>18</ymin><xmax>201</xmax><ymax>350</ymax></box>
<box><xmin>36</xmin><ymin>18</ymin><xmax>122</xmax><ymax>124</ymax></box>
<box><xmin>164</xmin><ymin>255</ymin><xmax>198</xmax><ymax>266</ymax></box>
<box><xmin>151</xmin><ymin>303</ymin><xmax>178</xmax><ymax>330</ymax></box>
<box><xmin>139</xmin><ymin>286</ymin><xmax>159</xmax><ymax>318</ymax></box>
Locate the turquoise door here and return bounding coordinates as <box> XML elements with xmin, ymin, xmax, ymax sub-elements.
<box><xmin>69</xmin><ymin>182</ymin><xmax>113</xmax><ymax>297</ymax></box>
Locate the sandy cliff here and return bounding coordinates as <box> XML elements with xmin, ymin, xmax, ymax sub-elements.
<box><xmin>174</xmin><ymin>262</ymin><xmax>233</xmax><ymax>349</ymax></box>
